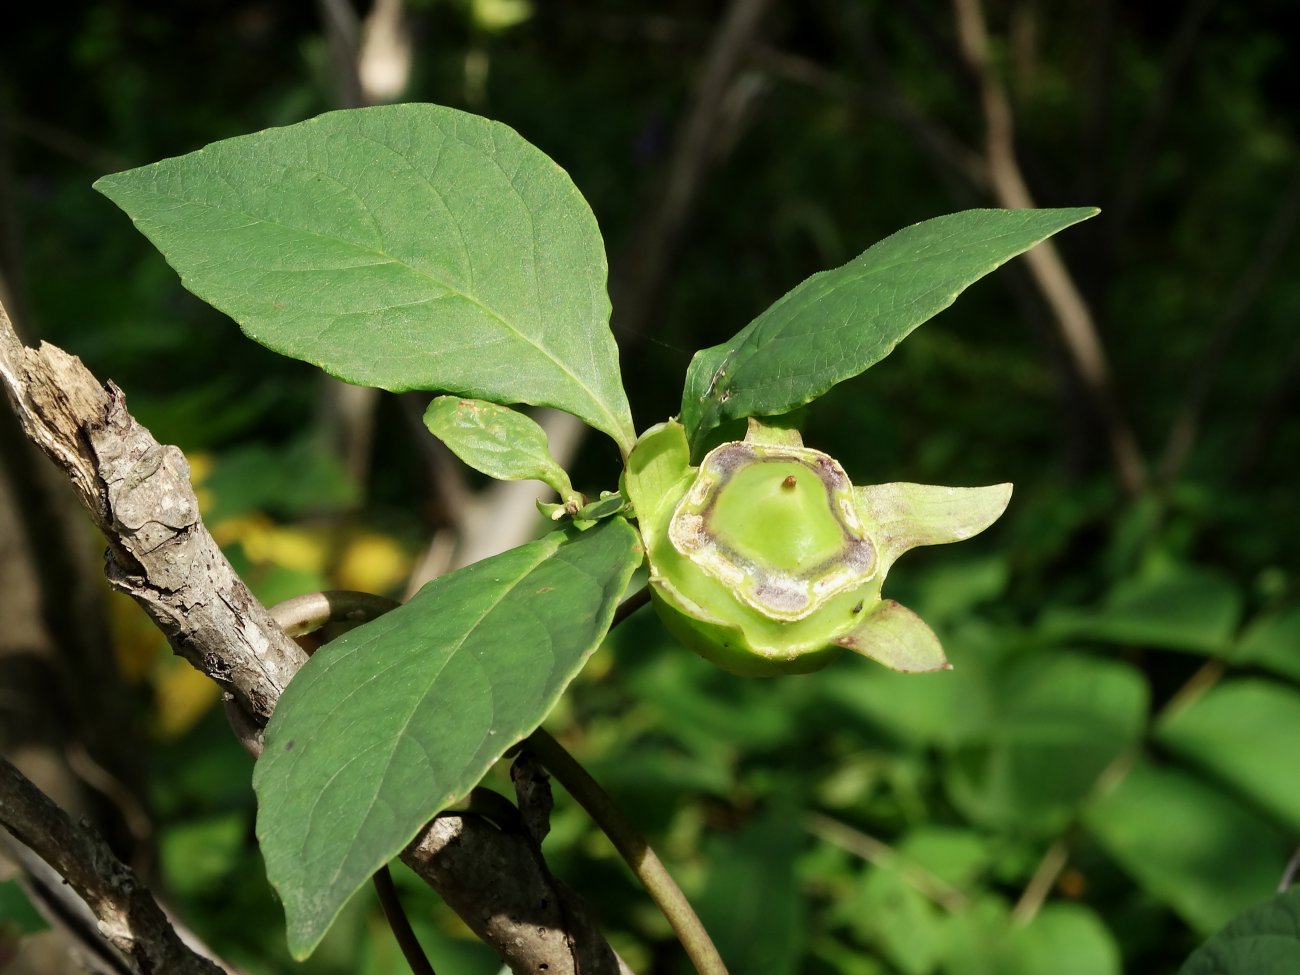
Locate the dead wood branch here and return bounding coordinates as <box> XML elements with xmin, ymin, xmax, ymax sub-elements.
<box><xmin>0</xmin><ymin>758</ymin><xmax>225</xmax><ymax>975</ymax></box>
<box><xmin>0</xmin><ymin>297</ymin><xmax>626</xmax><ymax>974</ymax></box>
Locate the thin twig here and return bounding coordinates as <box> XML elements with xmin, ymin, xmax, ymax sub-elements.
<box><xmin>524</xmin><ymin>728</ymin><xmax>730</xmax><ymax>975</ymax></box>
<box><xmin>951</xmin><ymin>0</ymin><xmax>1147</xmax><ymax>496</ymax></box>
<box><xmin>1011</xmin><ymin>837</ymin><xmax>1070</xmax><ymax>924</ymax></box>
<box><xmin>373</xmin><ymin>867</ymin><xmax>437</xmax><ymax>975</ymax></box>
<box><xmin>0</xmin><ymin>759</ymin><xmax>226</xmax><ymax>975</ymax></box>
<box><xmin>1279</xmin><ymin>847</ymin><xmax>1300</xmax><ymax>893</ymax></box>
<box><xmin>805</xmin><ymin>812</ymin><xmax>967</xmax><ymax>913</ymax></box>
<box><xmin>612</xmin><ymin>585</ymin><xmax>652</xmax><ymax>629</ymax></box>
<box><xmin>1011</xmin><ymin>651</ymin><xmax>1230</xmax><ymax>922</ymax></box>
<box><xmin>611</xmin><ymin>0</ymin><xmax>775</xmax><ymax>345</ymax></box>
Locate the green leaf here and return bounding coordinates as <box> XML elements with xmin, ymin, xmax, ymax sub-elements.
<box><xmin>94</xmin><ymin>104</ymin><xmax>636</xmax><ymax>454</ymax></box>
<box><xmin>1157</xmin><ymin>679</ymin><xmax>1300</xmax><ymax>832</ymax></box>
<box><xmin>1233</xmin><ymin>604</ymin><xmax>1300</xmax><ymax>682</ymax></box>
<box><xmin>947</xmin><ymin>651</ymin><xmax>1147</xmax><ymax>833</ymax></box>
<box><xmin>424</xmin><ymin>396</ymin><xmax>577</xmax><ymax>502</ymax></box>
<box><xmin>1084</xmin><ymin>759</ymin><xmax>1290</xmax><ymax>934</ymax></box>
<box><xmin>818</xmin><ymin>621</ymin><xmax>1003</xmax><ymax>747</ymax></box>
<box><xmin>944</xmin><ymin>900</ymin><xmax>1120</xmax><ymax>975</ymax></box>
<box><xmin>252</xmin><ymin>517</ymin><xmax>642</xmax><ymax>958</ymax></box>
<box><xmin>1042</xmin><ymin>566</ymin><xmax>1243</xmax><ymax>655</ymax></box>
<box><xmin>159</xmin><ymin>813</ymin><xmax>248</xmax><ymax>898</ymax></box>
<box><xmin>0</xmin><ymin>879</ymin><xmax>48</xmax><ymax>935</ymax></box>
<box><xmin>694</xmin><ymin>808</ymin><xmax>807</xmax><ymax>975</ymax></box>
<box><xmin>679</xmin><ymin>207</ymin><xmax>1098</xmax><ymax>451</ymax></box>
<box><xmin>1179</xmin><ymin>888</ymin><xmax>1300</xmax><ymax>975</ymax></box>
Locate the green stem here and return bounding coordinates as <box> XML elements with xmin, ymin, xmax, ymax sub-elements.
<box><xmin>373</xmin><ymin>866</ymin><xmax>437</xmax><ymax>975</ymax></box>
<box><xmin>612</xmin><ymin>583</ymin><xmax>652</xmax><ymax>628</ymax></box>
<box><xmin>525</xmin><ymin>727</ymin><xmax>730</xmax><ymax>975</ymax></box>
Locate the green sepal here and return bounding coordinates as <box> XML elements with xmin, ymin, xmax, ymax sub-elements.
<box><xmin>855</xmin><ymin>482</ymin><xmax>1012</xmax><ymax>574</ymax></box>
<box><xmin>834</xmin><ymin>599</ymin><xmax>950</xmax><ymax>673</ymax></box>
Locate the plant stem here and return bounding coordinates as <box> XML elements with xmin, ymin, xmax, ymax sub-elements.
<box><xmin>1279</xmin><ymin>847</ymin><xmax>1300</xmax><ymax>893</ymax></box>
<box><xmin>525</xmin><ymin>727</ymin><xmax>730</xmax><ymax>975</ymax></box>
<box><xmin>373</xmin><ymin>866</ymin><xmax>437</xmax><ymax>975</ymax></box>
<box><xmin>612</xmin><ymin>584</ymin><xmax>652</xmax><ymax>629</ymax></box>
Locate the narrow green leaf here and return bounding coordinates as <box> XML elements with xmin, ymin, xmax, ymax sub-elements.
<box><xmin>1157</xmin><ymin>679</ymin><xmax>1300</xmax><ymax>832</ymax></box>
<box><xmin>679</xmin><ymin>207</ymin><xmax>1098</xmax><ymax>452</ymax></box>
<box><xmin>252</xmin><ymin>518</ymin><xmax>642</xmax><ymax>958</ymax></box>
<box><xmin>424</xmin><ymin>396</ymin><xmax>577</xmax><ymax>502</ymax></box>
<box><xmin>1084</xmin><ymin>759</ymin><xmax>1290</xmax><ymax>934</ymax></box>
<box><xmin>94</xmin><ymin>104</ymin><xmax>636</xmax><ymax>454</ymax></box>
<box><xmin>1179</xmin><ymin>888</ymin><xmax>1300</xmax><ymax>975</ymax></box>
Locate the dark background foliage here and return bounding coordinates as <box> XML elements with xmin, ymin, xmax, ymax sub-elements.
<box><xmin>1</xmin><ymin>2</ymin><xmax>1297</xmax><ymax>973</ymax></box>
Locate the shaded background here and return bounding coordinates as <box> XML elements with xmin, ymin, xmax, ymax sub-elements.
<box><xmin>2</xmin><ymin>1</ymin><xmax>1298</xmax><ymax>973</ymax></box>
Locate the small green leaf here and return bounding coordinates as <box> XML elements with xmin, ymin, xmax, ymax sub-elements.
<box><xmin>1179</xmin><ymin>888</ymin><xmax>1300</xmax><ymax>975</ymax></box>
<box><xmin>856</xmin><ymin>482</ymin><xmax>1013</xmax><ymax>575</ymax></box>
<box><xmin>424</xmin><ymin>396</ymin><xmax>577</xmax><ymax>503</ymax></box>
<box><xmin>1157</xmin><ymin>679</ymin><xmax>1300</xmax><ymax>832</ymax></box>
<box><xmin>94</xmin><ymin>104</ymin><xmax>636</xmax><ymax>454</ymax></box>
<box><xmin>574</xmin><ymin>492</ymin><xmax>626</xmax><ymax>521</ymax></box>
<box><xmin>679</xmin><ymin>207</ymin><xmax>1098</xmax><ymax>451</ymax></box>
<box><xmin>1084</xmin><ymin>759</ymin><xmax>1290</xmax><ymax>934</ymax></box>
<box><xmin>253</xmin><ymin>517</ymin><xmax>642</xmax><ymax>958</ymax></box>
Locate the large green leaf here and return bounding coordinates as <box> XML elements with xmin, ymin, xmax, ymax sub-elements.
<box><xmin>1042</xmin><ymin>566</ymin><xmax>1243</xmax><ymax>656</ymax></box>
<box><xmin>946</xmin><ymin>651</ymin><xmax>1147</xmax><ymax>833</ymax></box>
<box><xmin>252</xmin><ymin>518</ymin><xmax>642</xmax><ymax>958</ymax></box>
<box><xmin>1179</xmin><ymin>888</ymin><xmax>1300</xmax><ymax>975</ymax></box>
<box><xmin>678</xmin><ymin>208</ymin><xmax>1097</xmax><ymax>452</ymax></box>
<box><xmin>1084</xmin><ymin>759</ymin><xmax>1289</xmax><ymax>934</ymax></box>
<box><xmin>94</xmin><ymin>104</ymin><xmax>636</xmax><ymax>454</ymax></box>
<box><xmin>1157</xmin><ymin>679</ymin><xmax>1300</xmax><ymax>832</ymax></box>
<box><xmin>944</xmin><ymin>900</ymin><xmax>1120</xmax><ymax>975</ymax></box>
<box><xmin>694</xmin><ymin>808</ymin><xmax>807</xmax><ymax>975</ymax></box>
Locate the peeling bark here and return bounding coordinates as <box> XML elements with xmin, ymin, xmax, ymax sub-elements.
<box><xmin>0</xmin><ymin>300</ymin><xmax>626</xmax><ymax>973</ymax></box>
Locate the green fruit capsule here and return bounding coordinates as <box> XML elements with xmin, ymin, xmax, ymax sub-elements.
<box><xmin>624</xmin><ymin>417</ymin><xmax>1013</xmax><ymax>676</ymax></box>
